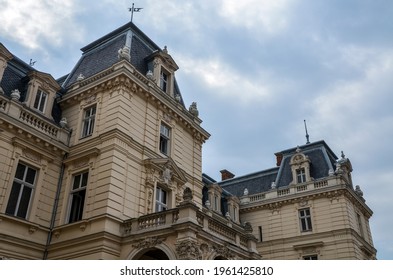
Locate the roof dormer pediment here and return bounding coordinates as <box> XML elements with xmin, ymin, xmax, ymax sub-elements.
<box><xmin>146</xmin><ymin>47</ymin><xmax>179</xmax><ymax>72</ymax></box>
<box><xmin>143</xmin><ymin>157</ymin><xmax>187</xmax><ymax>186</ymax></box>
<box><xmin>28</xmin><ymin>71</ymin><xmax>61</xmax><ymax>92</ymax></box>
<box><xmin>0</xmin><ymin>43</ymin><xmax>14</xmax><ymax>61</ymax></box>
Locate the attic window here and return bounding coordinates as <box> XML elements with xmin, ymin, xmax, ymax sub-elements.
<box><xmin>160</xmin><ymin>68</ymin><xmax>169</xmax><ymax>93</ymax></box>
<box><xmin>296</xmin><ymin>168</ymin><xmax>306</xmax><ymax>183</ymax></box>
<box><xmin>33</xmin><ymin>90</ymin><xmax>47</xmax><ymax>113</ymax></box>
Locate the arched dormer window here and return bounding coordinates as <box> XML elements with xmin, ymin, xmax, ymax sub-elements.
<box><xmin>289</xmin><ymin>147</ymin><xmax>312</xmax><ymax>185</ymax></box>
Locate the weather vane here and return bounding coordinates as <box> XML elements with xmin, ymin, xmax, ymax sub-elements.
<box><xmin>304</xmin><ymin>120</ymin><xmax>310</xmax><ymax>144</ymax></box>
<box><xmin>128</xmin><ymin>3</ymin><xmax>143</xmax><ymax>22</ymax></box>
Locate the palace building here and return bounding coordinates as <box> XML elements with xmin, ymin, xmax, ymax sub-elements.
<box><xmin>0</xmin><ymin>22</ymin><xmax>376</xmax><ymax>259</ymax></box>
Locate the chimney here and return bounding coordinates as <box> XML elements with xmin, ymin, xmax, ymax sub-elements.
<box><xmin>275</xmin><ymin>153</ymin><xmax>283</xmax><ymax>166</ymax></box>
<box><xmin>220</xmin><ymin>169</ymin><xmax>235</xmax><ymax>181</ymax></box>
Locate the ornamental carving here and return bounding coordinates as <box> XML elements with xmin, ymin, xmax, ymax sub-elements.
<box><xmin>176</xmin><ymin>240</ymin><xmax>201</xmax><ymax>260</ymax></box>
<box><xmin>132</xmin><ymin>236</ymin><xmax>166</xmax><ymax>249</ymax></box>
<box><xmin>213</xmin><ymin>244</ymin><xmax>234</xmax><ymax>260</ymax></box>
<box><xmin>23</xmin><ymin>149</ymin><xmax>41</xmax><ymax>163</ymax></box>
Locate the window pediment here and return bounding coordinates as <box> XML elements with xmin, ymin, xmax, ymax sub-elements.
<box><xmin>143</xmin><ymin>157</ymin><xmax>187</xmax><ymax>186</ymax></box>
<box><xmin>28</xmin><ymin>71</ymin><xmax>61</xmax><ymax>92</ymax></box>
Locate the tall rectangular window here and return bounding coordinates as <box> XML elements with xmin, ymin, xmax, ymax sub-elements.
<box><xmin>296</xmin><ymin>168</ymin><xmax>306</xmax><ymax>183</ymax></box>
<box><xmin>299</xmin><ymin>208</ymin><xmax>312</xmax><ymax>232</ymax></box>
<box><xmin>82</xmin><ymin>105</ymin><xmax>96</xmax><ymax>137</ymax></box>
<box><xmin>6</xmin><ymin>163</ymin><xmax>37</xmax><ymax>219</ymax></box>
<box><xmin>357</xmin><ymin>213</ymin><xmax>364</xmax><ymax>237</ymax></box>
<box><xmin>258</xmin><ymin>226</ymin><xmax>263</xmax><ymax>242</ymax></box>
<box><xmin>155</xmin><ymin>187</ymin><xmax>167</xmax><ymax>212</ymax></box>
<box><xmin>68</xmin><ymin>171</ymin><xmax>88</xmax><ymax>223</ymax></box>
<box><xmin>160</xmin><ymin>69</ymin><xmax>168</xmax><ymax>93</ymax></box>
<box><xmin>159</xmin><ymin>123</ymin><xmax>171</xmax><ymax>155</ymax></box>
<box><xmin>33</xmin><ymin>90</ymin><xmax>47</xmax><ymax>113</ymax></box>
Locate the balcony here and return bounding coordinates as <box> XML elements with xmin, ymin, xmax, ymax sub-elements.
<box><xmin>123</xmin><ymin>201</ymin><xmax>256</xmax><ymax>251</ymax></box>
<box><xmin>241</xmin><ymin>176</ymin><xmax>344</xmax><ymax>205</ymax></box>
<box><xmin>0</xmin><ymin>94</ymin><xmax>69</xmax><ymax>145</ymax></box>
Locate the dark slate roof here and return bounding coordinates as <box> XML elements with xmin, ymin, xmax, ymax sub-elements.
<box><xmin>63</xmin><ymin>34</ymin><xmax>127</xmax><ymax>87</ymax></box>
<box><xmin>213</xmin><ymin>140</ymin><xmax>339</xmax><ymax>197</ymax></box>
<box><xmin>1</xmin><ymin>52</ymin><xmax>63</xmax><ymax>123</ymax></box>
<box><xmin>275</xmin><ymin>140</ymin><xmax>337</xmax><ymax>187</ymax></box>
<box><xmin>219</xmin><ymin>168</ymin><xmax>279</xmax><ymax>197</ymax></box>
<box><xmin>0</xmin><ymin>56</ymin><xmax>34</xmax><ymax>102</ymax></box>
<box><xmin>61</xmin><ymin>22</ymin><xmax>186</xmax><ymax>107</ymax></box>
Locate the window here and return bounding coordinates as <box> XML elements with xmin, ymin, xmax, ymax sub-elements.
<box><xmin>296</xmin><ymin>168</ymin><xmax>306</xmax><ymax>183</ymax></box>
<box><xmin>214</xmin><ymin>194</ymin><xmax>219</xmax><ymax>211</ymax></box>
<box><xmin>155</xmin><ymin>187</ymin><xmax>167</xmax><ymax>212</ymax></box>
<box><xmin>258</xmin><ymin>226</ymin><xmax>263</xmax><ymax>242</ymax></box>
<box><xmin>33</xmin><ymin>90</ymin><xmax>47</xmax><ymax>112</ymax></box>
<box><xmin>6</xmin><ymin>163</ymin><xmax>37</xmax><ymax>219</ymax></box>
<box><xmin>357</xmin><ymin>213</ymin><xmax>364</xmax><ymax>237</ymax></box>
<box><xmin>299</xmin><ymin>208</ymin><xmax>312</xmax><ymax>232</ymax></box>
<box><xmin>68</xmin><ymin>171</ymin><xmax>88</xmax><ymax>223</ymax></box>
<box><xmin>159</xmin><ymin>123</ymin><xmax>171</xmax><ymax>155</ymax></box>
<box><xmin>82</xmin><ymin>105</ymin><xmax>96</xmax><ymax>137</ymax></box>
<box><xmin>160</xmin><ymin>69</ymin><xmax>168</xmax><ymax>93</ymax></box>
<box><xmin>303</xmin><ymin>255</ymin><xmax>318</xmax><ymax>260</ymax></box>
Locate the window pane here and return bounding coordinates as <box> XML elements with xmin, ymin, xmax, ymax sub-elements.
<box><xmin>69</xmin><ymin>189</ymin><xmax>86</xmax><ymax>223</ymax></box>
<box><xmin>73</xmin><ymin>174</ymin><xmax>81</xmax><ymax>190</ymax></box>
<box><xmin>39</xmin><ymin>92</ymin><xmax>46</xmax><ymax>112</ymax></box>
<box><xmin>16</xmin><ymin>187</ymin><xmax>32</xmax><ymax>218</ymax></box>
<box><xmin>81</xmin><ymin>172</ymin><xmax>88</xmax><ymax>187</ymax></box>
<box><xmin>33</xmin><ymin>92</ymin><xmax>41</xmax><ymax>109</ymax></box>
<box><xmin>15</xmin><ymin>164</ymin><xmax>26</xmax><ymax>180</ymax></box>
<box><xmin>6</xmin><ymin>182</ymin><xmax>21</xmax><ymax>215</ymax></box>
<box><xmin>25</xmin><ymin>167</ymin><xmax>36</xmax><ymax>184</ymax></box>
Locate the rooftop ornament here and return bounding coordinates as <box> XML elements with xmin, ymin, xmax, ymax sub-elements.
<box><xmin>10</xmin><ymin>89</ymin><xmax>20</xmax><ymax>101</ymax></box>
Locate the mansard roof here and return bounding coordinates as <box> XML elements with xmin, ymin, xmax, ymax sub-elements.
<box><xmin>61</xmin><ymin>22</ymin><xmax>185</xmax><ymax>106</ymax></box>
<box><xmin>0</xmin><ymin>48</ymin><xmax>63</xmax><ymax>123</ymax></box>
<box><xmin>218</xmin><ymin>140</ymin><xmax>339</xmax><ymax>197</ymax></box>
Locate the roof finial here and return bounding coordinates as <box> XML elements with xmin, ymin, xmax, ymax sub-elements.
<box><xmin>304</xmin><ymin>120</ymin><xmax>310</xmax><ymax>144</ymax></box>
<box><xmin>128</xmin><ymin>3</ymin><xmax>143</xmax><ymax>22</ymax></box>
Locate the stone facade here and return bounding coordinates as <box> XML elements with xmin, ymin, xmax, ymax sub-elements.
<box><xmin>0</xmin><ymin>24</ymin><xmax>258</xmax><ymax>260</ymax></box>
<box><xmin>0</xmin><ymin>23</ymin><xmax>376</xmax><ymax>260</ymax></box>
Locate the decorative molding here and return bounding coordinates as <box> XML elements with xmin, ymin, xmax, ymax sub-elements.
<box><xmin>23</xmin><ymin>149</ymin><xmax>41</xmax><ymax>163</ymax></box>
<box><xmin>176</xmin><ymin>240</ymin><xmax>201</xmax><ymax>260</ymax></box>
<box><xmin>132</xmin><ymin>236</ymin><xmax>166</xmax><ymax>249</ymax></box>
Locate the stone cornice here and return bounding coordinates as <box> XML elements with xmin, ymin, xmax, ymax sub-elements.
<box><xmin>60</xmin><ymin>61</ymin><xmax>210</xmax><ymax>143</ymax></box>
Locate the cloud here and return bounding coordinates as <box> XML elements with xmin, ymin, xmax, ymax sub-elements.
<box><xmin>0</xmin><ymin>0</ymin><xmax>82</xmax><ymax>50</ymax></box>
<box><xmin>218</xmin><ymin>0</ymin><xmax>294</xmax><ymax>34</ymax></box>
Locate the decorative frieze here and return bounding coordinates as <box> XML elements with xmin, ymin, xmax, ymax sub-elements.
<box><xmin>176</xmin><ymin>240</ymin><xmax>201</xmax><ymax>260</ymax></box>
<box><xmin>132</xmin><ymin>236</ymin><xmax>166</xmax><ymax>249</ymax></box>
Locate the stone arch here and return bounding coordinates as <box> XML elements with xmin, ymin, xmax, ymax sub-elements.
<box><xmin>127</xmin><ymin>243</ymin><xmax>176</xmax><ymax>260</ymax></box>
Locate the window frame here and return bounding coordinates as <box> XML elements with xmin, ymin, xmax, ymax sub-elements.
<box><xmin>155</xmin><ymin>186</ymin><xmax>168</xmax><ymax>212</ymax></box>
<box><xmin>299</xmin><ymin>208</ymin><xmax>313</xmax><ymax>232</ymax></box>
<box><xmin>81</xmin><ymin>105</ymin><xmax>96</xmax><ymax>138</ymax></box>
<box><xmin>160</xmin><ymin>68</ymin><xmax>169</xmax><ymax>93</ymax></box>
<box><xmin>159</xmin><ymin>123</ymin><xmax>171</xmax><ymax>155</ymax></box>
<box><xmin>33</xmin><ymin>89</ymin><xmax>48</xmax><ymax>113</ymax></box>
<box><xmin>68</xmin><ymin>171</ymin><xmax>89</xmax><ymax>223</ymax></box>
<box><xmin>5</xmin><ymin>162</ymin><xmax>37</xmax><ymax>219</ymax></box>
<box><xmin>296</xmin><ymin>168</ymin><xmax>306</xmax><ymax>183</ymax></box>
<box><xmin>303</xmin><ymin>255</ymin><xmax>318</xmax><ymax>260</ymax></box>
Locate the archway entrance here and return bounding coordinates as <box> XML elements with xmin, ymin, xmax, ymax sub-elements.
<box><xmin>214</xmin><ymin>256</ymin><xmax>228</xmax><ymax>260</ymax></box>
<box><xmin>135</xmin><ymin>248</ymin><xmax>169</xmax><ymax>260</ymax></box>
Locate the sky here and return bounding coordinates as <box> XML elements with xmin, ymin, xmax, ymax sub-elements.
<box><xmin>1</xmin><ymin>0</ymin><xmax>392</xmax><ymax>259</ymax></box>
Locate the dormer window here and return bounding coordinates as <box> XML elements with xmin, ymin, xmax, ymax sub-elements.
<box><xmin>33</xmin><ymin>90</ymin><xmax>47</xmax><ymax>113</ymax></box>
<box><xmin>290</xmin><ymin>148</ymin><xmax>311</xmax><ymax>185</ymax></box>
